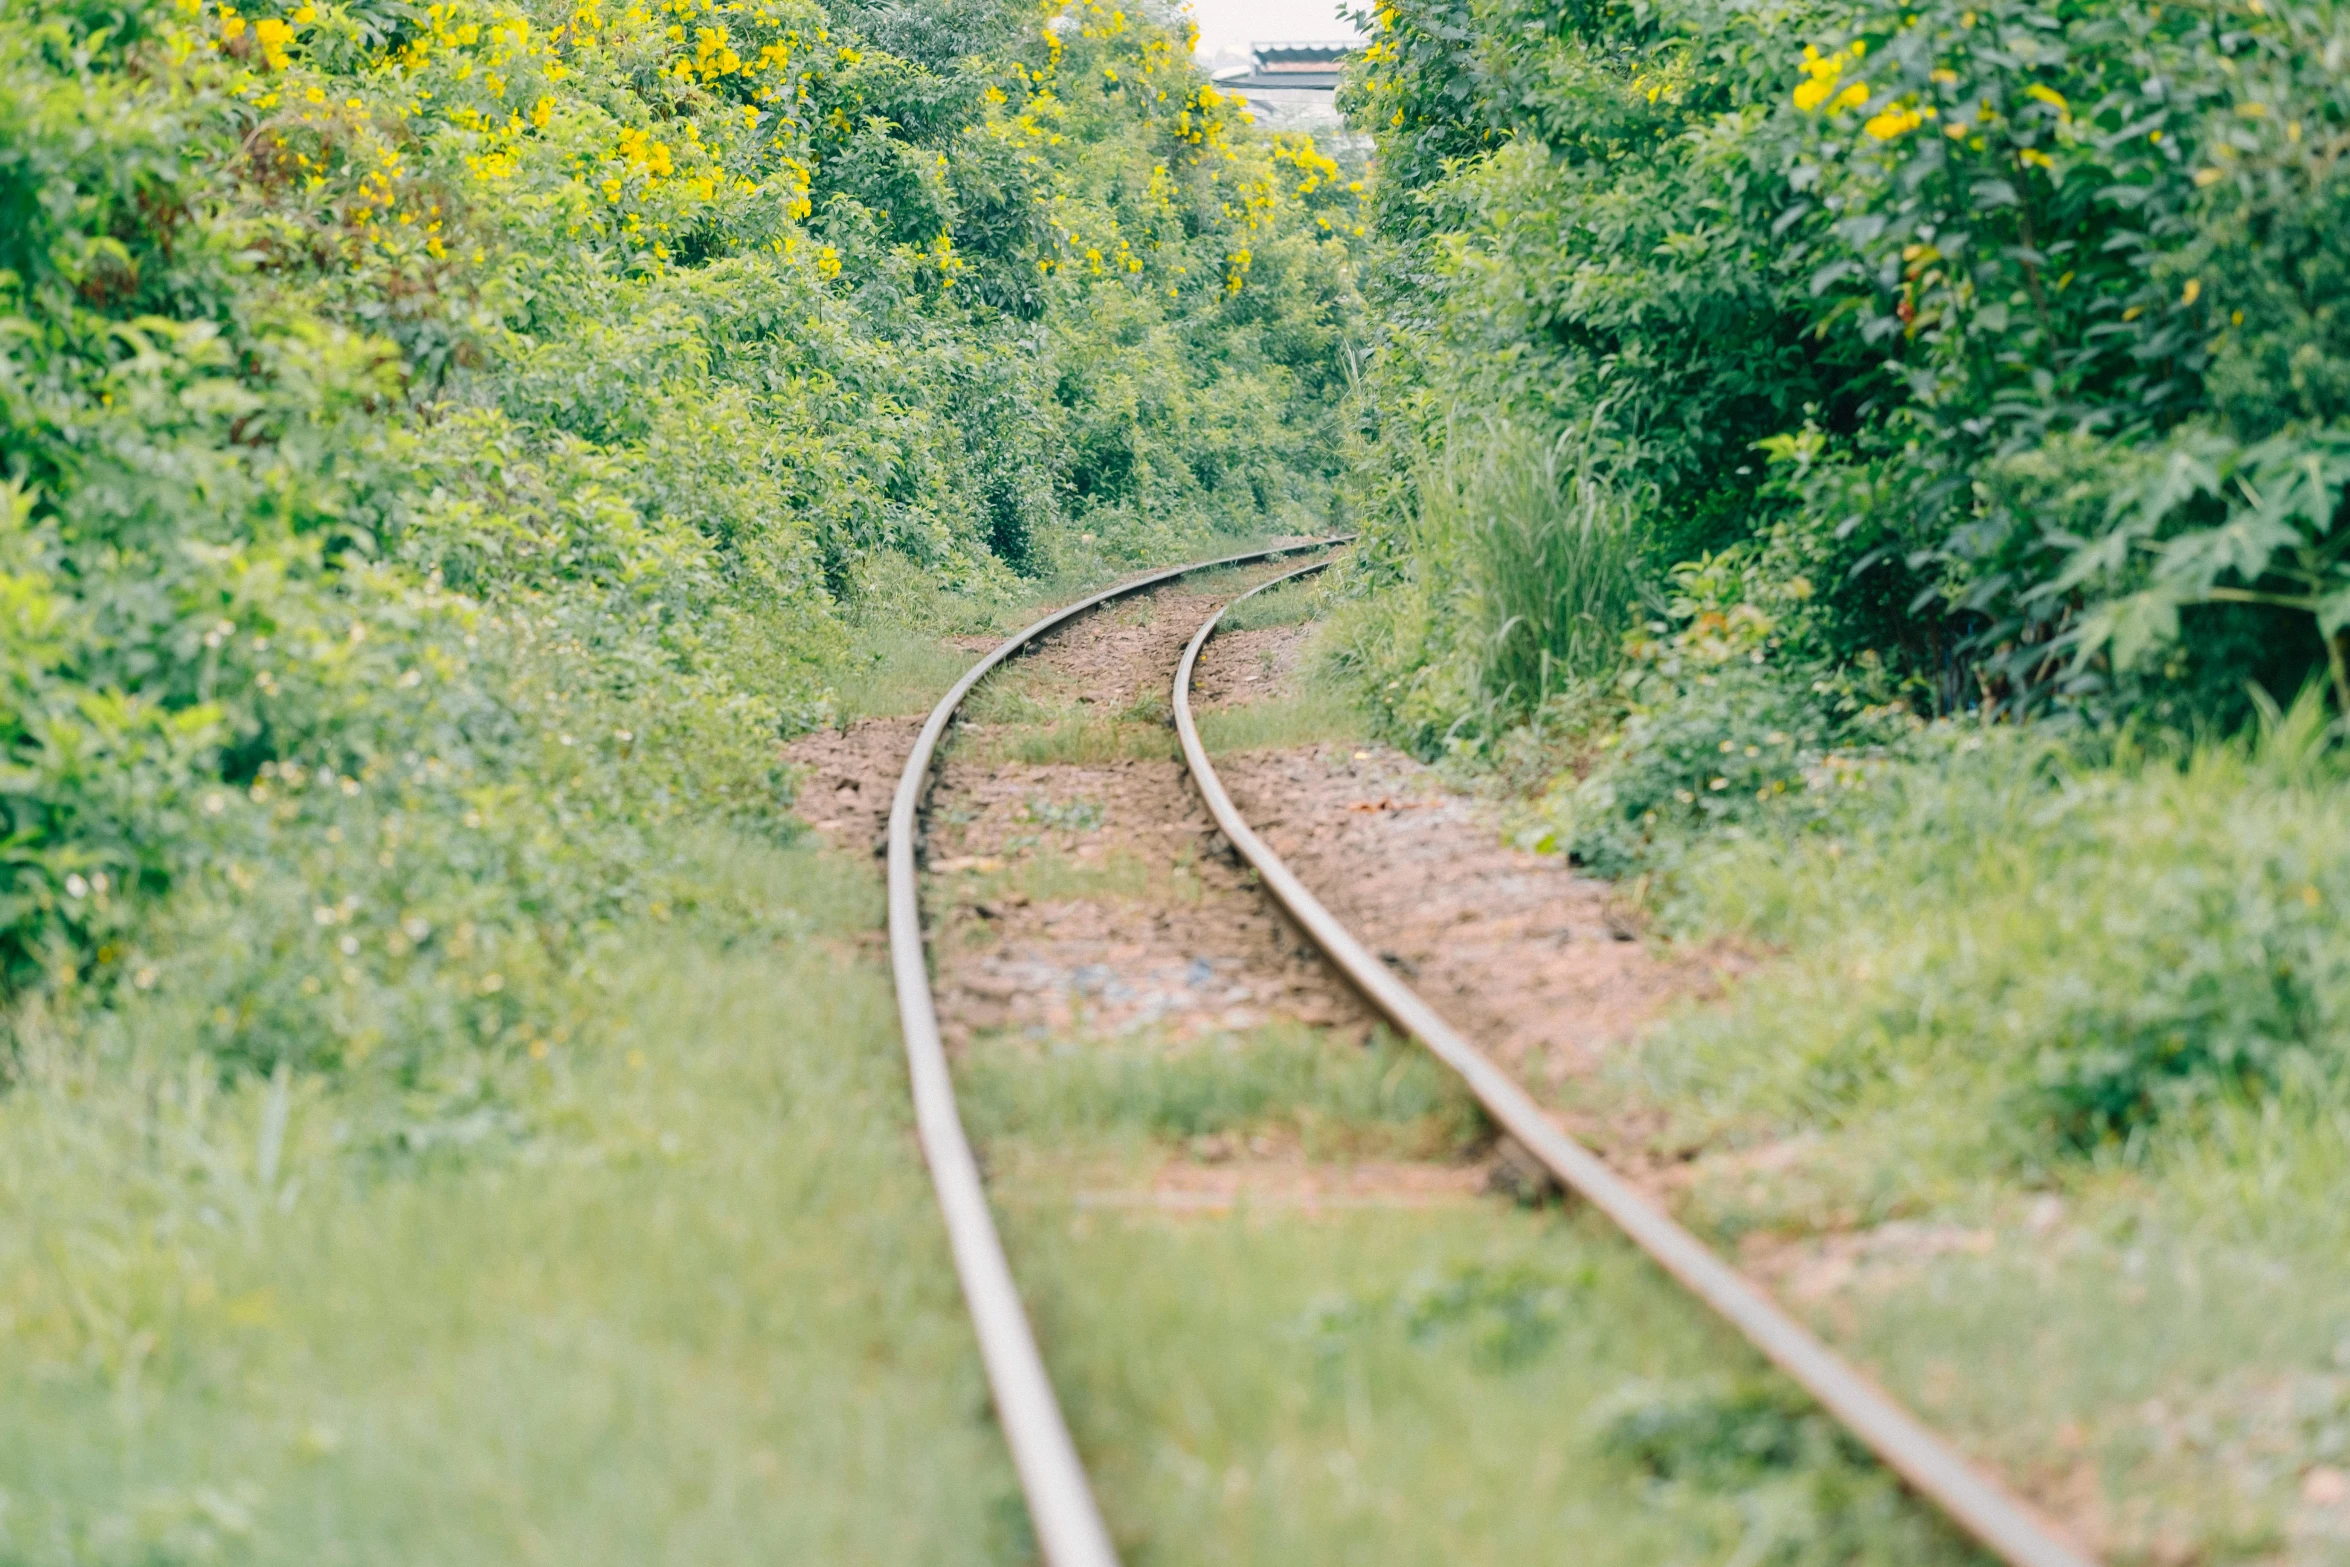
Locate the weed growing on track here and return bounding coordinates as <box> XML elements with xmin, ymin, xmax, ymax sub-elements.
<box><xmin>987</xmin><ymin>714</ymin><xmax>1182</xmax><ymax>767</ymax></box>
<box><xmin>962</xmin><ymin>1022</ymin><xmax>1482</xmax><ymax>1161</ymax></box>
<box><xmin>1196</xmin><ymin>577</ymin><xmax>1373</xmax><ymax>754</ymax></box>
<box><xmin>1196</xmin><ymin>685</ymin><xmax>1368</xmax><ymax>755</ymax></box>
<box><xmin>1219</xmin><ymin>576</ymin><xmax>1329</xmax><ymax>633</ymax></box>
<box><xmin>940</xmin><ymin>847</ymin><xmax>1198</xmax><ymax>920</ymax></box>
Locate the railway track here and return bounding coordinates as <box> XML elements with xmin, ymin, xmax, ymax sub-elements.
<box><xmin>887</xmin><ymin>545</ymin><xmax>2096</xmax><ymax>1567</ymax></box>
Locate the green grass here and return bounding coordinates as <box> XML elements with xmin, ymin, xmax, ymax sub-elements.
<box><xmin>0</xmin><ymin>837</ymin><xmax>1021</xmax><ymax>1566</ymax></box>
<box><xmin>1194</xmin><ymin>578</ymin><xmax>1371</xmax><ymax>754</ymax></box>
<box><xmin>997</xmin><ymin>1196</ymin><xmax>1982</xmax><ymax>1567</ymax></box>
<box><xmin>961</xmin><ymin>1022</ymin><xmax>1484</xmax><ymax>1160</ymax></box>
<box><xmin>958</xmin><ymin>681</ymin><xmax>1183</xmax><ymax>765</ymax></box>
<box><xmin>957</xmin><ymin>1017</ymin><xmax>1982</xmax><ymax>1565</ymax></box>
<box><xmin>1196</xmin><ymin>684</ymin><xmax>1368</xmax><ymax>754</ymax></box>
<box><xmin>1580</xmin><ymin>707</ymin><xmax>2350</xmax><ymax>1560</ymax></box>
<box><xmin>1218</xmin><ymin>574</ymin><xmax>1328</xmax><ymax>632</ymax></box>
<box><xmin>974</xmin><ymin>715</ymin><xmax>1181</xmax><ymax>765</ymax></box>
<box><xmin>963</xmin><ymin>680</ymin><xmax>1082</xmax><ymax>726</ymax></box>
<box><xmin>833</xmin><ymin>621</ymin><xmax>983</xmax><ymax>721</ymax></box>
<box><xmin>939</xmin><ymin>847</ymin><xmax>1202</xmax><ymax>914</ymax></box>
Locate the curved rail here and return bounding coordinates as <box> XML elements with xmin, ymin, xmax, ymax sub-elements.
<box><xmin>888</xmin><ymin>539</ymin><xmax>1346</xmax><ymax>1567</ymax></box>
<box><xmin>1171</xmin><ymin>564</ymin><xmax>2098</xmax><ymax>1567</ymax></box>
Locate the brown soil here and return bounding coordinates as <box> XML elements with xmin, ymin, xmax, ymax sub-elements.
<box><xmin>1189</xmin><ymin>620</ymin><xmax>1315</xmax><ymax>706</ymax></box>
<box><xmin>782</xmin><ymin>717</ymin><xmax>922</xmax><ymax>858</ymax></box>
<box><xmin>1212</xmin><ymin>745</ymin><xmax>1739</xmax><ymax>1091</ymax></box>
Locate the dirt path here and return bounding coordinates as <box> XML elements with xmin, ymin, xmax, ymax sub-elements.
<box><xmin>1209</xmin><ymin>745</ymin><xmax>1734</xmax><ymax>1084</ymax></box>
<box><xmin>1188</xmin><ymin>612</ymin><xmax>1742</xmax><ymax>1148</ymax></box>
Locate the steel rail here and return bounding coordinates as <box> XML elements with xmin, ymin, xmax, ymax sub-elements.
<box><xmin>887</xmin><ymin>538</ymin><xmax>1349</xmax><ymax>1567</ymax></box>
<box><xmin>1172</xmin><ymin>564</ymin><xmax>2099</xmax><ymax>1567</ymax></box>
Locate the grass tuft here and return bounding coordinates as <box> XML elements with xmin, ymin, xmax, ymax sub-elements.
<box><xmin>961</xmin><ymin>1022</ymin><xmax>1485</xmax><ymax>1159</ymax></box>
<box><xmin>1196</xmin><ymin>686</ymin><xmax>1367</xmax><ymax>754</ymax></box>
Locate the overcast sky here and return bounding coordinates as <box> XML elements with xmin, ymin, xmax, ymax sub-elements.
<box><xmin>1179</xmin><ymin>0</ymin><xmax>1364</xmax><ymax>63</ymax></box>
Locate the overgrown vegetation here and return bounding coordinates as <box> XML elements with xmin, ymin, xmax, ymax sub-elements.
<box><xmin>1335</xmin><ymin>0</ymin><xmax>2350</xmax><ymax>743</ymax></box>
<box><xmin>1331</xmin><ymin>0</ymin><xmax>2350</xmax><ymax>1161</ymax></box>
<box><xmin>944</xmin><ymin>609</ymin><xmax>1975</xmax><ymax>1567</ymax></box>
<box><xmin>2</xmin><ymin>0</ymin><xmax>1363</xmax><ymax>1049</ymax></box>
<box><xmin>1</xmin><ymin>0</ymin><xmax>1365</xmax><ymax>1548</ymax></box>
<box><xmin>1631</xmin><ymin>693</ymin><xmax>2350</xmax><ymax>1165</ymax></box>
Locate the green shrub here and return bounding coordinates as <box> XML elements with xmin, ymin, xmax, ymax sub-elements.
<box><xmin>1539</xmin><ymin>552</ymin><xmax>1913</xmax><ymax>873</ymax></box>
<box><xmin>1635</xmin><ymin>691</ymin><xmax>2350</xmax><ymax>1162</ymax></box>
<box><xmin>1336</xmin><ymin>0</ymin><xmax>2350</xmax><ymax>735</ymax></box>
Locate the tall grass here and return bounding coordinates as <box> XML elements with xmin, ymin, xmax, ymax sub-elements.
<box><xmin>1333</xmin><ymin>415</ymin><xmax>1647</xmax><ymax>751</ymax></box>
<box><xmin>1430</xmin><ymin>417</ymin><xmax>1646</xmax><ymax>718</ymax></box>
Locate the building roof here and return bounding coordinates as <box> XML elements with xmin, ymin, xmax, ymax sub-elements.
<box><xmin>1210</xmin><ymin>40</ymin><xmax>1357</xmax><ymax>94</ymax></box>
<box><xmin>1254</xmin><ymin>41</ymin><xmax>1357</xmax><ymax>67</ymax></box>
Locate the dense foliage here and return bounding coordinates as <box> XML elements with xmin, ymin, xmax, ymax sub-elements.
<box><xmin>1333</xmin><ymin>0</ymin><xmax>2350</xmax><ymax>746</ymax></box>
<box><xmin>1325</xmin><ymin>0</ymin><xmax>2350</xmax><ymax>1163</ymax></box>
<box><xmin>0</xmin><ymin>0</ymin><xmax>1361</xmax><ymax>1087</ymax></box>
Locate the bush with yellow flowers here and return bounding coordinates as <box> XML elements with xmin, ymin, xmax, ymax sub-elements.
<box><xmin>0</xmin><ymin>0</ymin><xmax>1362</xmax><ymax>1102</ymax></box>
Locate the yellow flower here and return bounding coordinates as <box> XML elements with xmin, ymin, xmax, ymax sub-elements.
<box><xmin>1792</xmin><ymin>46</ymin><xmax>1841</xmax><ymax>112</ymax></box>
<box><xmin>254</xmin><ymin>16</ymin><xmax>293</xmax><ymax>68</ymax></box>
<box><xmin>816</xmin><ymin>244</ymin><xmax>840</xmax><ymax>279</ymax></box>
<box><xmin>1793</xmin><ymin>44</ymin><xmax>1868</xmax><ymax>114</ymax></box>
<box><xmin>2024</xmin><ymin>83</ymin><xmax>2070</xmax><ymax>116</ymax></box>
<box><xmin>1864</xmin><ymin>104</ymin><xmax>1923</xmax><ymax>139</ymax></box>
